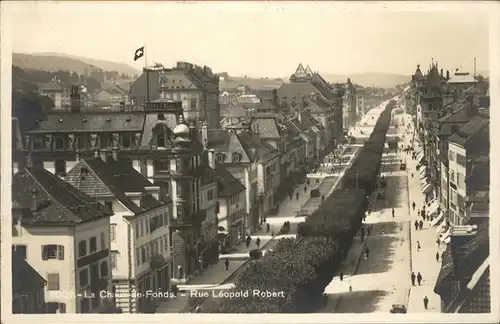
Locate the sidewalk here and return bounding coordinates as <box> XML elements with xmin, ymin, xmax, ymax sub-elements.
<box><xmin>405</xmin><ymin>121</ymin><xmax>444</xmax><ymax>313</ymax></box>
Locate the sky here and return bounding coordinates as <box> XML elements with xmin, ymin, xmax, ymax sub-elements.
<box><xmin>4</xmin><ymin>1</ymin><xmax>493</xmax><ymax>78</ymax></box>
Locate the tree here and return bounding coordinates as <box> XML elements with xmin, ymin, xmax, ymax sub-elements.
<box><xmin>12</xmin><ymin>90</ymin><xmax>53</xmax><ymax>130</ymax></box>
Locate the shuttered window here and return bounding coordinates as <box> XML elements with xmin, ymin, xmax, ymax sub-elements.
<box><xmin>47</xmin><ymin>273</ymin><xmax>60</xmax><ymax>290</ymax></box>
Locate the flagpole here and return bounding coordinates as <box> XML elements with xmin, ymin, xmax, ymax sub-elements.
<box><xmin>144</xmin><ymin>43</ymin><xmax>150</xmax><ymax>104</ymax></box>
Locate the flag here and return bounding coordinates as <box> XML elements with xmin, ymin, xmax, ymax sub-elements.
<box><xmin>134</xmin><ymin>46</ymin><xmax>145</xmax><ymax>61</ymax></box>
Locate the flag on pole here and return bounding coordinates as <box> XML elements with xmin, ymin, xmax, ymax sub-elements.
<box><xmin>134</xmin><ymin>46</ymin><xmax>145</xmax><ymax>61</ymax></box>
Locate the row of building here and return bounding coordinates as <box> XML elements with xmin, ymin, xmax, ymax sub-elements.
<box><xmin>11</xmin><ymin>61</ymin><xmax>370</xmax><ymax>314</ymax></box>
<box><xmin>403</xmin><ymin>62</ymin><xmax>490</xmax><ymax>312</ymax></box>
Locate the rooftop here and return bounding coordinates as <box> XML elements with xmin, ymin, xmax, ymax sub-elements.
<box><xmin>214</xmin><ymin>162</ymin><xmax>246</xmax><ymax>197</ymax></box>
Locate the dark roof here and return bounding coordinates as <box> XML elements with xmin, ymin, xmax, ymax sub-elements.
<box><xmin>448</xmin><ymin>116</ymin><xmax>489</xmax><ymax>147</ymax></box>
<box><xmin>13</xmin><ymin>168</ymin><xmax>113</xmax><ymax>226</ymax></box>
<box><xmin>201</xmin><ymin>165</ymin><xmax>218</xmax><ymax>186</ymax></box>
<box><xmin>250</xmin><ymin>117</ymin><xmax>281</xmax><ymax>139</ymax></box>
<box><xmin>237</xmin><ymin>131</ymin><xmax>280</xmax><ymax>163</ymax></box>
<box><xmin>221</xmin><ymin>103</ymin><xmax>247</xmax><ymax>117</ymax></box>
<box><xmin>466</xmin><ymin>160</ymin><xmax>489</xmax><ymax>189</ymax></box>
<box><xmin>214</xmin><ymin>163</ymin><xmax>246</xmax><ymax>197</ymax></box>
<box><xmin>27</xmin><ymin>112</ymin><xmax>145</xmax><ymax>134</ymax></box>
<box><xmin>39</xmin><ymin>82</ymin><xmax>63</xmax><ymax>92</ymax></box>
<box><xmin>257</xmin><ymin>99</ymin><xmax>281</xmax><ymax>114</ymax></box>
<box><xmin>277</xmin><ymin>83</ymin><xmax>321</xmax><ymax>100</ymax></box>
<box><xmin>299</xmin><ymin>111</ymin><xmax>324</xmax><ymax>130</ymax></box>
<box><xmin>66</xmin><ymin>158</ymin><xmax>164</xmax><ymax>214</ymax></box>
<box><xmin>12</xmin><ymin>251</ymin><xmax>46</xmax><ymax>294</ymax></box>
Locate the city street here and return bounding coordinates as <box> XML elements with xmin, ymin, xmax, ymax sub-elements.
<box><xmin>321</xmin><ymin>107</ymin><xmax>413</xmax><ymax>313</ymax></box>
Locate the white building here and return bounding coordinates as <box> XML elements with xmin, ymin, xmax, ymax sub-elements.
<box><xmin>65</xmin><ymin>157</ymin><xmax>173</xmax><ymax>313</ymax></box>
<box><xmin>12</xmin><ymin>168</ymin><xmax>114</xmax><ymax>314</ymax></box>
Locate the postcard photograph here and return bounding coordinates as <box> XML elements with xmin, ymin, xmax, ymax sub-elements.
<box><xmin>1</xmin><ymin>1</ymin><xmax>498</xmax><ymax>323</ymax></box>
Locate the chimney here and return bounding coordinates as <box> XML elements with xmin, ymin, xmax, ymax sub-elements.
<box><xmin>466</xmin><ymin>95</ymin><xmax>477</xmax><ymax>117</ymax></box>
<box><xmin>70</xmin><ymin>85</ymin><xmax>81</xmax><ymax>113</ymax></box>
<box><xmin>201</xmin><ymin>121</ymin><xmax>208</xmax><ymax>149</ymax></box>
<box><xmin>30</xmin><ymin>188</ymin><xmax>38</xmax><ymax>212</ymax></box>
<box><xmin>272</xmin><ymin>89</ymin><xmax>278</xmax><ymax>105</ymax></box>
<box><xmin>440</xmin><ymin>69</ymin><xmax>443</xmax><ymax>77</ymax></box>
<box><xmin>111</xmin><ymin>148</ymin><xmax>119</xmax><ymax>161</ymax></box>
<box><xmin>144</xmin><ymin>186</ymin><xmax>160</xmax><ymax>200</ymax></box>
<box><xmin>100</xmin><ymin>150</ymin><xmax>107</xmax><ymax>163</ymax></box>
<box><xmin>446</xmin><ymin>70</ymin><xmax>450</xmax><ymax>80</ymax></box>
<box><xmin>207</xmin><ymin>149</ymin><xmax>215</xmax><ymax>169</ymax></box>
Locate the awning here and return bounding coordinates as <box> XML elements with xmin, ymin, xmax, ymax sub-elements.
<box><xmin>444</xmin><ymin>236</ymin><xmax>451</xmax><ymax>244</ymax></box>
<box><xmin>422</xmin><ymin>183</ymin><xmax>432</xmax><ymax>194</ymax></box>
<box><xmin>440</xmin><ymin>227</ymin><xmax>452</xmax><ymax>242</ymax></box>
<box><xmin>420</xmin><ymin>177</ymin><xmax>428</xmax><ymax>187</ymax></box>
<box><xmin>419</xmin><ymin>166</ymin><xmax>427</xmax><ymax>176</ymax></box>
<box><xmin>430</xmin><ymin>212</ymin><xmax>444</xmax><ymax>226</ymax></box>
<box><xmin>217</xmin><ymin>230</ymin><xmax>229</xmax><ymax>235</ymax></box>
<box><xmin>415</xmin><ymin>147</ymin><xmax>423</xmax><ymax>155</ymax></box>
<box><xmin>419</xmin><ymin>172</ymin><xmax>427</xmax><ymax>180</ymax></box>
<box><xmin>417</xmin><ymin>153</ymin><xmax>425</xmax><ymax>163</ymax></box>
<box><xmin>427</xmin><ymin>201</ymin><xmax>439</xmax><ymax>217</ymax></box>
<box><xmin>436</xmin><ymin>222</ymin><xmax>446</xmax><ymax>234</ymax></box>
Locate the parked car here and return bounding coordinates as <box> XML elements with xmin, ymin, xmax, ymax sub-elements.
<box><xmin>390</xmin><ymin>304</ymin><xmax>407</xmax><ymax>313</ymax></box>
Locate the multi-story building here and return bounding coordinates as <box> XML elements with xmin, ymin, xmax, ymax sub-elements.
<box><xmin>12</xmin><ymin>251</ymin><xmax>47</xmax><ymax>314</ymax></box>
<box><xmin>65</xmin><ymin>157</ymin><xmax>172</xmax><ymax>313</ymax></box>
<box><xmin>199</xmin><ymin>167</ymin><xmax>219</xmax><ymax>250</ymax></box>
<box><xmin>38</xmin><ymin>81</ymin><xmax>67</xmax><ymax>110</ymax></box>
<box><xmin>211</xmin><ymin>162</ymin><xmax>247</xmax><ymax>247</ymax></box>
<box><xmin>355</xmin><ymin>87</ymin><xmax>365</xmax><ymax>117</ymax></box>
<box><xmin>12</xmin><ymin>168</ymin><xmax>114</xmax><ymax>313</ymax></box>
<box><xmin>13</xmin><ymin>89</ymin><xmax>211</xmax><ymax>285</ymax></box>
<box><xmin>129</xmin><ymin>62</ymin><xmax>221</xmax><ymax>132</ymax></box>
<box><xmin>446</xmin><ymin>114</ymin><xmax>489</xmax><ymax>226</ymax></box>
<box><xmin>343</xmin><ymin>78</ymin><xmax>357</xmax><ymax>130</ymax></box>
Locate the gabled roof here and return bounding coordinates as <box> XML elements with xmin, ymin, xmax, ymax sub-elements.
<box><xmin>277</xmin><ymin>83</ymin><xmax>322</xmax><ymax>101</ymax></box>
<box><xmin>448</xmin><ymin>116</ymin><xmax>489</xmax><ymax>147</ymax></box>
<box><xmin>250</xmin><ymin>116</ymin><xmax>281</xmax><ymax>139</ymax></box>
<box><xmin>299</xmin><ymin>110</ymin><xmax>324</xmax><ymax>130</ymax></box>
<box><xmin>237</xmin><ymin>131</ymin><xmax>280</xmax><ymax>163</ymax></box>
<box><xmin>447</xmin><ymin>72</ymin><xmax>477</xmax><ymax>84</ymax></box>
<box><xmin>201</xmin><ymin>165</ymin><xmax>218</xmax><ymax>186</ymax></box>
<box><xmin>221</xmin><ymin>102</ymin><xmax>247</xmax><ymax>117</ymax></box>
<box><xmin>66</xmin><ymin>158</ymin><xmax>164</xmax><ymax>214</ymax></box>
<box><xmin>26</xmin><ymin>112</ymin><xmax>145</xmax><ymax>134</ymax></box>
<box><xmin>12</xmin><ymin>251</ymin><xmax>46</xmax><ymax>294</ymax></box>
<box><xmin>305</xmin><ymin>65</ymin><xmax>313</xmax><ymax>75</ymax></box>
<box><xmin>466</xmin><ymin>160</ymin><xmax>489</xmax><ymax>189</ymax></box>
<box><xmin>214</xmin><ymin>162</ymin><xmax>246</xmax><ymax>197</ymax></box>
<box><xmin>13</xmin><ymin>168</ymin><xmax>113</xmax><ymax>226</ymax></box>
<box><xmin>39</xmin><ymin>81</ymin><xmax>63</xmax><ymax>92</ymax></box>
<box><xmin>257</xmin><ymin>99</ymin><xmax>281</xmax><ymax>114</ymax></box>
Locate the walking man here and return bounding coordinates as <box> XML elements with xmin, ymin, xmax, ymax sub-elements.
<box><xmin>411</xmin><ymin>272</ymin><xmax>416</xmax><ymax>286</ymax></box>
<box><xmin>419</xmin><ymin>220</ymin><xmax>424</xmax><ymax>230</ymax></box>
<box><xmin>225</xmin><ymin>258</ymin><xmax>229</xmax><ymax>271</ymax></box>
<box><xmin>256</xmin><ymin>237</ymin><xmax>261</xmax><ymax>248</ymax></box>
<box><xmin>365</xmin><ymin>247</ymin><xmax>370</xmax><ymax>259</ymax></box>
<box><xmin>246</xmin><ymin>236</ymin><xmax>251</xmax><ymax>248</ymax></box>
<box><xmin>417</xmin><ymin>241</ymin><xmax>421</xmax><ymax>251</ymax></box>
<box><xmin>339</xmin><ymin>272</ymin><xmax>344</xmax><ymax>281</ymax></box>
<box><xmin>296</xmin><ymin>192</ymin><xmax>299</xmax><ymax>200</ymax></box>
<box><xmin>322</xmin><ymin>195</ymin><xmax>325</xmax><ymax>202</ymax></box>
<box><xmin>414</xmin><ymin>220</ymin><xmax>419</xmax><ymax>231</ymax></box>
<box><xmin>417</xmin><ymin>272</ymin><xmax>423</xmax><ymax>285</ymax></box>
<box><xmin>392</xmin><ymin>208</ymin><xmax>395</xmax><ymax>218</ymax></box>
<box><xmin>266</xmin><ymin>223</ymin><xmax>270</xmax><ymax>233</ymax></box>
<box><xmin>436</xmin><ymin>238</ymin><xmax>441</xmax><ymax>248</ymax></box>
<box><xmin>304</xmin><ymin>186</ymin><xmax>307</xmax><ymax>193</ymax></box>
<box><xmin>412</xmin><ymin>201</ymin><xmax>416</xmax><ymax>211</ymax></box>
<box><xmin>436</xmin><ymin>252</ymin><xmax>440</xmax><ymax>262</ymax></box>
<box><xmin>417</xmin><ymin>209</ymin><xmax>420</xmax><ymax>219</ymax></box>
<box><xmin>423</xmin><ymin>296</ymin><xmax>429</xmax><ymax>310</ymax></box>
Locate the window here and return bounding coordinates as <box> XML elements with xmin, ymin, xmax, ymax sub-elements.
<box><xmin>111</xmin><ymin>252</ymin><xmax>118</xmax><ymax>269</ymax></box>
<box><xmin>79</xmin><ymin>268</ymin><xmax>89</xmax><ymax>287</ymax></box>
<box><xmin>207</xmin><ymin>189</ymin><xmax>214</xmax><ymax>201</ymax></box>
<box><xmin>55</xmin><ymin>159</ymin><xmax>66</xmax><ymax>176</ymax></box>
<box><xmin>122</xmin><ymin>134</ymin><xmax>132</xmax><ymax>148</ymax></box>
<box><xmin>164</xmin><ymin>235</ymin><xmax>169</xmax><ymax>250</ymax></box>
<box><xmin>449</xmin><ymin>151</ymin><xmax>456</xmax><ymax>162</ymax></box>
<box><xmin>176</xmin><ymin>203</ymin><xmax>183</xmax><ymax>219</ymax></box>
<box><xmin>100</xmin><ymin>233</ymin><xmax>106</xmax><ymax>250</ymax></box>
<box><xmin>139</xmin><ymin>220</ymin><xmax>144</xmax><ymax>237</ymax></box>
<box><xmin>162</xmin><ymin>210</ymin><xmax>169</xmax><ymax>227</ymax></box>
<box><xmin>42</xmin><ymin>245</ymin><xmax>64</xmax><ymax>260</ymax></box>
<box><xmin>32</xmin><ymin>137</ymin><xmax>44</xmax><ymax>150</ymax></box>
<box><xmin>155</xmin><ymin>160</ymin><xmax>169</xmax><ymax>171</ymax></box>
<box><xmin>190</xmin><ymin>100</ymin><xmax>197</xmax><ymax>110</ymax></box>
<box><xmin>110</xmin><ymin>224</ymin><xmax>117</xmax><ymax>242</ymax></box>
<box><xmin>457</xmin><ymin>154</ymin><xmax>466</xmax><ymax>167</ymax></box>
<box><xmin>135</xmin><ymin>248</ymin><xmax>141</xmax><ymax>265</ymax></box>
<box><xmin>89</xmin><ymin>237</ymin><xmax>97</xmax><ymax>253</ymax></box>
<box><xmin>54</xmin><ymin>137</ymin><xmax>65</xmax><ymax>150</ymax></box>
<box><xmin>157</xmin><ymin>133</ymin><xmax>166</xmax><ymax>147</ymax></box>
<box><xmin>47</xmin><ymin>273</ymin><xmax>60</xmax><ymax>290</ymax></box>
<box><xmin>33</xmin><ymin>159</ymin><xmax>43</xmax><ymax>168</ymax></box>
<box><xmin>105</xmin><ymin>201</ymin><xmax>113</xmax><ymax>212</ymax></box>
<box><xmin>232</xmin><ymin>153</ymin><xmax>241</xmax><ymax>162</ymax></box>
<box><xmin>78</xmin><ymin>240</ymin><xmax>87</xmax><ymax>257</ymax></box>
<box><xmin>100</xmin><ymin>261</ymin><xmax>109</xmax><ymax>277</ymax></box>
<box><xmin>80</xmin><ymin>167</ymin><xmax>89</xmax><ymax>180</ymax></box>
<box><xmin>12</xmin><ymin>245</ymin><xmax>27</xmax><ymax>259</ymax></box>
<box><xmin>216</xmin><ymin>154</ymin><xmax>225</xmax><ymax>163</ymax></box>
<box><xmin>141</xmin><ymin>247</ymin><xmax>147</xmax><ymax>264</ymax></box>
<box><xmin>450</xmin><ymin>170</ymin><xmax>456</xmax><ymax>183</ymax></box>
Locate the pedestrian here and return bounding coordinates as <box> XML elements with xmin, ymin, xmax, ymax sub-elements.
<box><xmin>246</xmin><ymin>236</ymin><xmax>251</xmax><ymax>248</ymax></box>
<box><xmin>436</xmin><ymin>252</ymin><xmax>440</xmax><ymax>262</ymax></box>
<box><xmin>256</xmin><ymin>237</ymin><xmax>261</xmax><ymax>248</ymax></box>
<box><xmin>412</xmin><ymin>201</ymin><xmax>416</xmax><ymax>211</ymax></box>
<box><xmin>349</xmin><ymin>283</ymin><xmax>352</xmax><ymax>292</ymax></box>
<box><xmin>224</xmin><ymin>258</ymin><xmax>229</xmax><ymax>271</ymax></box>
<box><xmin>419</xmin><ymin>220</ymin><xmax>424</xmax><ymax>230</ymax></box>
<box><xmin>304</xmin><ymin>186</ymin><xmax>307</xmax><ymax>193</ymax></box>
<box><xmin>266</xmin><ymin>223</ymin><xmax>270</xmax><ymax>233</ymax></box>
<box><xmin>392</xmin><ymin>208</ymin><xmax>395</xmax><ymax>218</ymax></box>
<box><xmin>411</xmin><ymin>172</ymin><xmax>414</xmax><ymax>178</ymax></box>
<box><xmin>322</xmin><ymin>195</ymin><xmax>325</xmax><ymax>202</ymax></box>
<box><xmin>417</xmin><ymin>272</ymin><xmax>422</xmax><ymax>285</ymax></box>
<box><xmin>423</xmin><ymin>296</ymin><xmax>429</xmax><ymax>310</ymax></box>
<box><xmin>417</xmin><ymin>209</ymin><xmax>420</xmax><ymax>219</ymax></box>
<box><xmin>417</xmin><ymin>241</ymin><xmax>421</xmax><ymax>251</ymax></box>
<box><xmin>411</xmin><ymin>272</ymin><xmax>416</xmax><ymax>286</ymax></box>
<box><xmin>296</xmin><ymin>192</ymin><xmax>299</xmax><ymax>200</ymax></box>
<box><xmin>414</xmin><ymin>220</ymin><xmax>419</xmax><ymax>231</ymax></box>
<box><xmin>436</xmin><ymin>238</ymin><xmax>440</xmax><ymax>248</ymax></box>
<box><xmin>339</xmin><ymin>272</ymin><xmax>344</xmax><ymax>281</ymax></box>
<box><xmin>365</xmin><ymin>247</ymin><xmax>370</xmax><ymax>259</ymax></box>
<box><xmin>367</xmin><ymin>227</ymin><xmax>371</xmax><ymax>236</ymax></box>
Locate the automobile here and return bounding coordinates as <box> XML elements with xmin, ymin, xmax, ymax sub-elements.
<box><xmin>390</xmin><ymin>304</ymin><xmax>407</xmax><ymax>313</ymax></box>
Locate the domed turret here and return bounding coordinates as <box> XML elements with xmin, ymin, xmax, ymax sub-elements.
<box><xmin>173</xmin><ymin>114</ymin><xmax>192</xmax><ymax>146</ymax></box>
<box><xmin>173</xmin><ymin>123</ymin><xmax>190</xmax><ymax>137</ymax></box>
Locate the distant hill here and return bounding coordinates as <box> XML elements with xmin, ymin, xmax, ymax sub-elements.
<box><xmin>13</xmin><ymin>52</ymin><xmax>140</xmax><ymax>76</ymax></box>
<box><xmin>220</xmin><ymin>76</ymin><xmax>284</xmax><ymax>91</ymax></box>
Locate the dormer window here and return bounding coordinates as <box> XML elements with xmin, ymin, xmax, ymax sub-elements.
<box><xmin>232</xmin><ymin>153</ymin><xmax>241</xmax><ymax>162</ymax></box>
<box><xmin>54</xmin><ymin>136</ymin><xmax>65</xmax><ymax>150</ymax></box>
<box><xmin>216</xmin><ymin>154</ymin><xmax>225</xmax><ymax>163</ymax></box>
